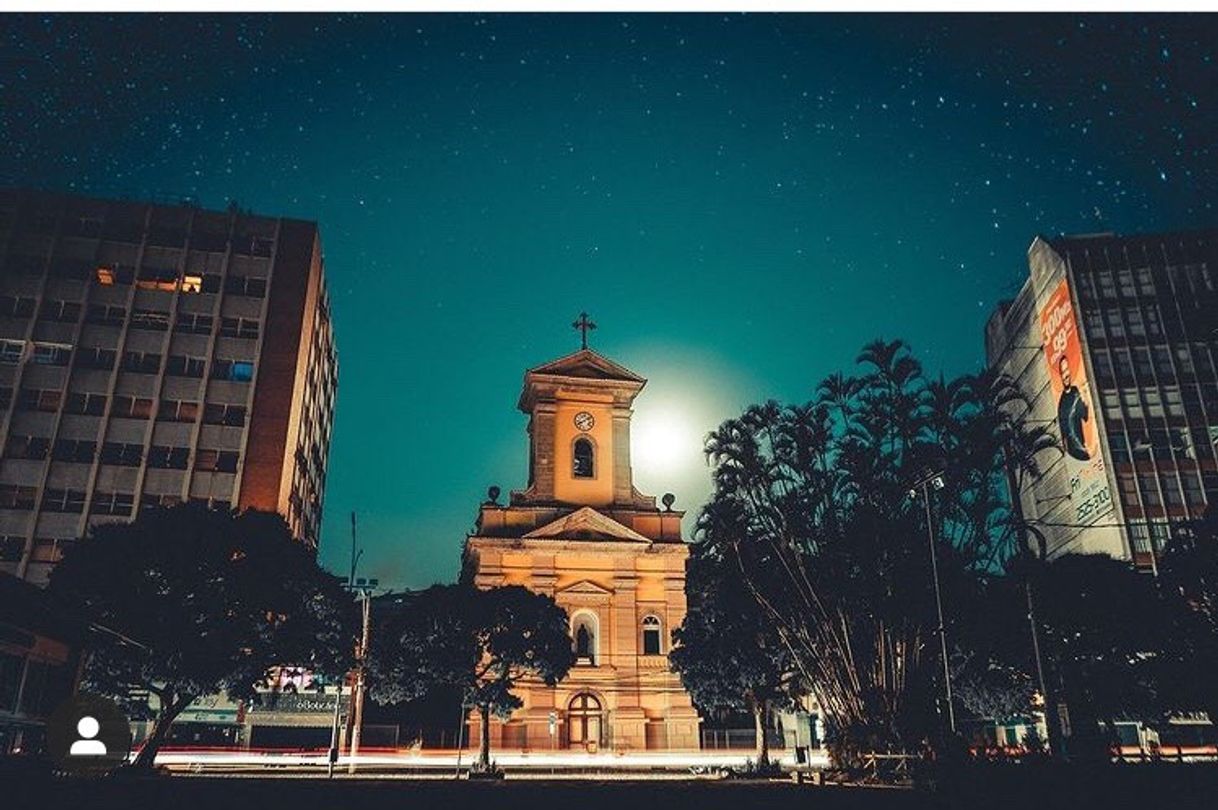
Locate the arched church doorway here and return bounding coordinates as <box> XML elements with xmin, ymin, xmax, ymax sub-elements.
<box><xmin>567</xmin><ymin>692</ymin><xmax>603</xmax><ymax>750</ymax></box>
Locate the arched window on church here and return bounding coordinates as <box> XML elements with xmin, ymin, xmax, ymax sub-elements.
<box><xmin>573</xmin><ymin>437</ymin><xmax>594</xmax><ymax>479</ymax></box>
<box><xmin>642</xmin><ymin>614</ymin><xmax>663</xmax><ymax>655</ymax></box>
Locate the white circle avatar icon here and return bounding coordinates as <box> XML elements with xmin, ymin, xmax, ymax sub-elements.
<box><xmin>69</xmin><ymin>715</ymin><xmax>108</xmax><ymax>756</ymax></box>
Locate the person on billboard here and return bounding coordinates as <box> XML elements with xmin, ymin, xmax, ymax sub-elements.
<box><xmin>1056</xmin><ymin>355</ymin><xmax>1091</xmax><ymax>461</ymax></box>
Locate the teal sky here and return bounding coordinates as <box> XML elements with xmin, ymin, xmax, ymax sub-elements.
<box><xmin>2</xmin><ymin>14</ymin><xmax>1215</xmax><ymax>589</ymax></box>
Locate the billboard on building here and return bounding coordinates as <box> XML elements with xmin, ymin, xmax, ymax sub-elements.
<box><xmin>1039</xmin><ymin>278</ymin><xmax>1114</xmax><ymax>526</ymax></box>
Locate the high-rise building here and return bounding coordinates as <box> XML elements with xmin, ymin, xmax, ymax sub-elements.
<box><xmin>986</xmin><ymin>229</ymin><xmax>1218</xmax><ymax>571</ymax></box>
<box><xmin>0</xmin><ymin>189</ymin><xmax>337</xmax><ymax>584</ymax></box>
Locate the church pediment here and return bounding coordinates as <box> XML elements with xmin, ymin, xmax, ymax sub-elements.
<box><xmin>526</xmin><ymin>349</ymin><xmax>645</xmax><ymax>383</ymax></box>
<box><xmin>556</xmin><ymin>579</ymin><xmax>613</xmax><ymax>596</ymax></box>
<box><xmin>523</xmin><ymin>506</ymin><xmax>651</xmax><ymax>543</ymax></box>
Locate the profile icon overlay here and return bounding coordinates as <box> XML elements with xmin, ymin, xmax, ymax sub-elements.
<box><xmin>47</xmin><ymin>693</ymin><xmax>132</xmax><ymax>774</ymax></box>
<box><xmin>70</xmin><ymin>716</ymin><xmax>108</xmax><ymax>756</ymax></box>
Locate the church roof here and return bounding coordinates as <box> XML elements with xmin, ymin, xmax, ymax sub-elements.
<box><xmin>525</xmin><ymin>348</ymin><xmax>646</xmax><ymax>384</ymax></box>
<box><xmin>522</xmin><ymin>506</ymin><xmax>652</xmax><ymax>544</ymax></box>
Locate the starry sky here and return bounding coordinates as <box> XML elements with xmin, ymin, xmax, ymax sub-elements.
<box><xmin>2</xmin><ymin>13</ymin><xmax>1216</xmax><ymax>590</ymax></box>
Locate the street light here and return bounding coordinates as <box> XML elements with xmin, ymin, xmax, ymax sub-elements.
<box><xmin>910</xmin><ymin>469</ymin><xmax>956</xmax><ymax>736</ymax></box>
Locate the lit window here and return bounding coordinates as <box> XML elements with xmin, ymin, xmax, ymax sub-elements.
<box><xmin>96</xmin><ymin>265</ymin><xmax>115</xmax><ymax>285</ymax></box>
<box><xmin>181</xmin><ymin>274</ymin><xmax>203</xmax><ymax>294</ymax></box>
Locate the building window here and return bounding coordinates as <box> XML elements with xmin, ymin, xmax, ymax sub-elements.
<box><xmin>194</xmin><ymin>449</ymin><xmax>239</xmax><ymax>473</ymax></box>
<box><xmin>90</xmin><ymin>492</ymin><xmax>134</xmax><ymax>517</ymax></box>
<box><xmin>136</xmin><ymin>267</ymin><xmax>180</xmax><ymax>292</ymax></box>
<box><xmin>4</xmin><ymin>435</ymin><xmax>50</xmax><ymax>460</ymax></box>
<box><xmin>0</xmin><ymin>296</ymin><xmax>36</xmax><ymax>318</ymax></box>
<box><xmin>140</xmin><ymin>494</ymin><xmax>181</xmax><ymax>511</ymax></box>
<box><xmin>38</xmin><ymin>300</ymin><xmax>81</xmax><ymax>323</ymax></box>
<box><xmin>165</xmin><ymin>354</ymin><xmax>205</xmax><ymax>378</ymax></box>
<box><xmin>0</xmin><ymin>340</ymin><xmax>25</xmax><ymax>364</ymax></box>
<box><xmin>224</xmin><ymin>275</ymin><xmax>267</xmax><ymax>298</ymax></box>
<box><xmin>642</xmin><ymin>615</ymin><xmax>663</xmax><ymax>655</ymax></box>
<box><xmin>94</xmin><ymin>264</ymin><xmax>134</xmax><ymax>285</ymax></box>
<box><xmin>573</xmin><ymin>437</ymin><xmax>594</xmax><ymax>479</ymax></box>
<box><xmin>41</xmin><ymin>488</ymin><xmax>86</xmax><ymax>514</ymax></box>
<box><xmin>203</xmin><ymin>403</ymin><xmax>247</xmax><ymax>427</ymax></box>
<box><xmin>73</xmin><ymin>347</ymin><xmax>116</xmax><ymax>370</ymax></box>
<box><xmin>111</xmin><ymin>396</ymin><xmax>154</xmax><ymax>420</ymax></box>
<box><xmin>1138</xmin><ymin>474</ymin><xmax>1161</xmax><ymax>507</ymax></box>
<box><xmin>52</xmin><ymin>439</ymin><xmax>96</xmax><ymax>463</ymax></box>
<box><xmin>147</xmin><ymin>446</ymin><xmax>190</xmax><ymax>470</ymax></box>
<box><xmin>212</xmin><ymin>359</ymin><xmax>254</xmax><ymax>382</ymax></box>
<box><xmin>158</xmin><ymin>399</ymin><xmax>199</xmax><ymax>423</ymax></box>
<box><xmin>17</xmin><ymin>389</ymin><xmax>62</xmax><ymax>413</ymax></box>
<box><xmin>100</xmin><ymin>442</ymin><xmax>143</xmax><ymax>467</ymax></box>
<box><xmin>130</xmin><ymin>309</ymin><xmax>170</xmax><ymax>331</ymax></box>
<box><xmin>122</xmin><ymin>351</ymin><xmax>163</xmax><ymax>374</ymax></box>
<box><xmin>180</xmin><ymin>274</ymin><xmax>204</xmax><ymax>294</ymax></box>
<box><xmin>219</xmin><ymin>317</ymin><xmax>259</xmax><ymax>339</ymax></box>
<box><xmin>86</xmin><ymin>304</ymin><xmax>126</xmax><ymax>326</ymax></box>
<box><xmin>174</xmin><ymin>313</ymin><xmax>214</xmax><ymax>334</ymax></box>
<box><xmin>64</xmin><ymin>392</ymin><xmax>107</xmax><ymax>416</ymax></box>
<box><xmin>1117</xmin><ymin>269</ymin><xmax>1137</xmax><ymax>298</ymax></box>
<box><xmin>1135</xmin><ymin>267</ymin><xmax>1155</xmax><ymax>295</ymax></box>
<box><xmin>0</xmin><ymin>485</ymin><xmax>37</xmax><ymax>510</ymax></box>
<box><xmin>0</xmin><ymin>536</ymin><xmax>24</xmax><ymax>562</ymax></box>
<box><xmin>1183</xmin><ymin>474</ymin><xmax>1206</xmax><ymax>507</ymax></box>
<box><xmin>1117</xmin><ymin>472</ymin><xmax>1139</xmax><ymax>508</ymax></box>
<box><xmin>30</xmin><ymin>343</ymin><xmax>71</xmax><ymax>366</ymax></box>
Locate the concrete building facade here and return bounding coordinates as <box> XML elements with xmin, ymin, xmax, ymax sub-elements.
<box><xmin>0</xmin><ymin>189</ymin><xmax>337</xmax><ymax>584</ymax></box>
<box><xmin>986</xmin><ymin>230</ymin><xmax>1218</xmax><ymax>569</ymax></box>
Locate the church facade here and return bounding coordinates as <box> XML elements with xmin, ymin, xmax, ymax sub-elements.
<box><xmin>461</xmin><ymin>345</ymin><xmax>701</xmax><ymax>753</ymax></box>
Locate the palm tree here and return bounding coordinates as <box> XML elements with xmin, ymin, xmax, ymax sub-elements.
<box><xmin>697</xmin><ymin>339</ymin><xmax>1052</xmax><ymax>766</ymax></box>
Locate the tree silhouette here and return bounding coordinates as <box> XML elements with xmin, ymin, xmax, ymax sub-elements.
<box><xmin>367</xmin><ymin>584</ymin><xmax>573</xmax><ymax>771</ymax></box>
<box><xmin>699</xmin><ymin>338</ymin><xmax>1054</xmax><ymax>765</ymax></box>
<box><xmin>49</xmin><ymin>503</ymin><xmax>357</xmax><ymax>768</ymax></box>
<box><xmin>671</xmin><ymin>536</ymin><xmax>801</xmax><ymax>769</ymax></box>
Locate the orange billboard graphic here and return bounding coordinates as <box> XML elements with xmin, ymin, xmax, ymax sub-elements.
<box><xmin>1039</xmin><ymin>278</ymin><xmax>1114</xmax><ymax>526</ymax></box>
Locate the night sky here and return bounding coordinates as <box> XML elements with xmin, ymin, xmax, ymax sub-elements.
<box><xmin>2</xmin><ymin>14</ymin><xmax>1215</xmax><ymax>590</ymax></box>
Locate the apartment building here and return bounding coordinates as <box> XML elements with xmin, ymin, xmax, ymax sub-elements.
<box><xmin>0</xmin><ymin>189</ymin><xmax>337</xmax><ymax>584</ymax></box>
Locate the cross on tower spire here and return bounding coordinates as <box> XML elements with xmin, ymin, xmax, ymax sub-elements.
<box><xmin>572</xmin><ymin>312</ymin><xmax>597</xmax><ymax>350</ymax></box>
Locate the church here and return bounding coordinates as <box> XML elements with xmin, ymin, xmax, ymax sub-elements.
<box><xmin>461</xmin><ymin>322</ymin><xmax>701</xmax><ymax>753</ymax></box>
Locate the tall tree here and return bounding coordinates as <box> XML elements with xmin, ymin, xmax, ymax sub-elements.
<box><xmin>671</xmin><ymin>538</ymin><xmax>801</xmax><ymax>768</ymax></box>
<box><xmin>49</xmin><ymin>503</ymin><xmax>358</xmax><ymax>768</ymax></box>
<box><xmin>700</xmin><ymin>339</ymin><xmax>1054</xmax><ymax>765</ymax></box>
<box><xmin>1028</xmin><ymin>553</ymin><xmax>1167</xmax><ymax>761</ymax></box>
<box><xmin>367</xmin><ymin>584</ymin><xmax>573</xmax><ymax>771</ymax></box>
<box><xmin>1151</xmin><ymin>506</ymin><xmax>1218</xmax><ymax>729</ymax></box>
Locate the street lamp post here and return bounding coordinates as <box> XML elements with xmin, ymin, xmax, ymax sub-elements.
<box><xmin>326</xmin><ymin>676</ymin><xmax>343</xmax><ymax>779</ymax></box>
<box><xmin>348</xmin><ymin>578</ymin><xmax>376</xmax><ymax>775</ymax></box>
<box><xmin>911</xmin><ymin>471</ymin><xmax>956</xmax><ymax>736</ymax></box>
